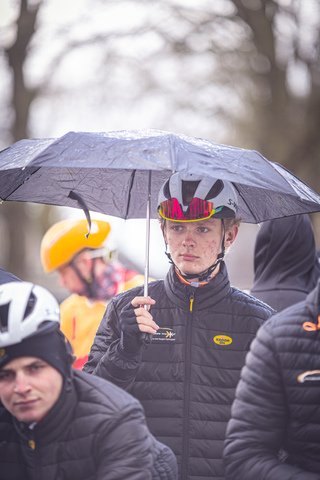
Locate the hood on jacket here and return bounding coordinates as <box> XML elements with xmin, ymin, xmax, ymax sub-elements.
<box><xmin>250</xmin><ymin>214</ymin><xmax>320</xmax><ymax>311</ymax></box>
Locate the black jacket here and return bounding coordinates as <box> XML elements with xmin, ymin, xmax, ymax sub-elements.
<box><xmin>0</xmin><ymin>369</ymin><xmax>177</xmax><ymax>480</ymax></box>
<box><xmin>224</xmin><ymin>279</ymin><xmax>320</xmax><ymax>479</ymax></box>
<box><xmin>84</xmin><ymin>263</ymin><xmax>274</xmax><ymax>480</ymax></box>
<box><xmin>250</xmin><ymin>214</ymin><xmax>320</xmax><ymax>311</ymax></box>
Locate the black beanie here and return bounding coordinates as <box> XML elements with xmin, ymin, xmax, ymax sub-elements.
<box><xmin>0</xmin><ymin>327</ymin><xmax>73</xmax><ymax>379</ymax></box>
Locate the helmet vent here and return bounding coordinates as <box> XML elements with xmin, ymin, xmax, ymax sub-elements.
<box><xmin>205</xmin><ymin>180</ymin><xmax>224</xmax><ymax>201</ymax></box>
<box><xmin>182</xmin><ymin>180</ymin><xmax>200</xmax><ymax>205</ymax></box>
<box><xmin>0</xmin><ymin>303</ymin><xmax>9</xmax><ymax>332</ymax></box>
<box><xmin>23</xmin><ymin>292</ymin><xmax>36</xmax><ymax>322</ymax></box>
<box><xmin>163</xmin><ymin>180</ymin><xmax>171</xmax><ymax>200</ymax></box>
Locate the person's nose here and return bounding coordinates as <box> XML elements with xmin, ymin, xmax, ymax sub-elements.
<box><xmin>182</xmin><ymin>229</ymin><xmax>195</xmax><ymax>247</ymax></box>
<box><xmin>14</xmin><ymin>372</ymin><xmax>31</xmax><ymax>395</ymax></box>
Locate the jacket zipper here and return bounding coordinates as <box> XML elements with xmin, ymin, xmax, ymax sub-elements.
<box><xmin>31</xmin><ymin>431</ymin><xmax>42</xmax><ymax>480</ymax></box>
<box><xmin>181</xmin><ymin>290</ymin><xmax>195</xmax><ymax>480</ymax></box>
<box><xmin>189</xmin><ymin>294</ymin><xmax>194</xmax><ymax>312</ymax></box>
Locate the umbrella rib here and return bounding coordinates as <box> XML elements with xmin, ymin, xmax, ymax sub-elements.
<box><xmin>2</xmin><ymin>167</ymin><xmax>41</xmax><ymax>201</ymax></box>
<box><xmin>233</xmin><ymin>184</ymin><xmax>259</xmax><ymax>224</ymax></box>
<box><xmin>125</xmin><ymin>170</ymin><xmax>136</xmax><ymax>218</ymax></box>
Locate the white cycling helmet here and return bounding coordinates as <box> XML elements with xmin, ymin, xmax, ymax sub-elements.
<box><xmin>158</xmin><ymin>173</ymin><xmax>239</xmax><ymax>281</ymax></box>
<box><xmin>0</xmin><ymin>282</ymin><xmax>60</xmax><ymax>348</ymax></box>
<box><xmin>158</xmin><ymin>172</ymin><xmax>238</xmax><ymax>221</ymax></box>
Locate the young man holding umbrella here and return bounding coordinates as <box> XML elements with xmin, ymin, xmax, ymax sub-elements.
<box><xmin>84</xmin><ymin>172</ymin><xmax>275</xmax><ymax>480</ymax></box>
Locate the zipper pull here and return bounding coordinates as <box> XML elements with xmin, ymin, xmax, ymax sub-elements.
<box><xmin>28</xmin><ymin>439</ymin><xmax>35</xmax><ymax>450</ymax></box>
<box><xmin>189</xmin><ymin>292</ymin><xmax>194</xmax><ymax>312</ymax></box>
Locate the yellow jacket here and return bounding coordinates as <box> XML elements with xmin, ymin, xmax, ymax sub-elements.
<box><xmin>60</xmin><ymin>270</ymin><xmax>145</xmax><ymax>369</ymax></box>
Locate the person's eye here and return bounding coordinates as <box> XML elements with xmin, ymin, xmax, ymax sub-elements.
<box><xmin>198</xmin><ymin>227</ymin><xmax>208</xmax><ymax>233</ymax></box>
<box><xmin>0</xmin><ymin>372</ymin><xmax>12</xmax><ymax>381</ymax></box>
<box><xmin>30</xmin><ymin>364</ymin><xmax>45</xmax><ymax>372</ymax></box>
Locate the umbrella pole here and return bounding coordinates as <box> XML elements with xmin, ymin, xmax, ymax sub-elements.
<box><xmin>144</xmin><ymin>171</ymin><xmax>151</xmax><ymax>300</ymax></box>
<box><xmin>141</xmin><ymin>172</ymin><xmax>152</xmax><ymax>343</ymax></box>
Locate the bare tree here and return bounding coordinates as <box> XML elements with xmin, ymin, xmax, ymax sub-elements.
<box><xmin>6</xmin><ymin>0</ymin><xmax>41</xmax><ymax>141</ymax></box>
<box><xmin>231</xmin><ymin>0</ymin><xmax>320</xmax><ymax>190</ymax></box>
<box><xmin>1</xmin><ymin>0</ymin><xmax>42</xmax><ymax>279</ymax></box>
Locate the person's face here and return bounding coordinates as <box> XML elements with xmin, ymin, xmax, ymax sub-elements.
<box><xmin>0</xmin><ymin>357</ymin><xmax>63</xmax><ymax>423</ymax></box>
<box><xmin>163</xmin><ymin>217</ymin><xmax>238</xmax><ymax>281</ymax></box>
<box><xmin>57</xmin><ymin>264</ymin><xmax>85</xmax><ymax>294</ymax></box>
<box><xmin>57</xmin><ymin>253</ymin><xmax>92</xmax><ymax>294</ymax></box>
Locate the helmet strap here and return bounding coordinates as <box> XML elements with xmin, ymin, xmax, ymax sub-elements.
<box><xmin>69</xmin><ymin>257</ymin><xmax>96</xmax><ymax>298</ymax></box>
<box><xmin>163</xmin><ymin>219</ymin><xmax>226</xmax><ymax>283</ymax></box>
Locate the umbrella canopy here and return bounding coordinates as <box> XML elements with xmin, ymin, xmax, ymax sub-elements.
<box><xmin>0</xmin><ymin>129</ymin><xmax>320</xmax><ymax>223</ymax></box>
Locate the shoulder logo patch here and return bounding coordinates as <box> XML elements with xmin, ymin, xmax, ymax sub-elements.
<box><xmin>214</xmin><ymin>335</ymin><xmax>232</xmax><ymax>346</ymax></box>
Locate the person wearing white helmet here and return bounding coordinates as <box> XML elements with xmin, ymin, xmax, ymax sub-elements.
<box><xmin>41</xmin><ymin>218</ymin><xmax>145</xmax><ymax>369</ymax></box>
<box><xmin>157</xmin><ymin>173</ymin><xmax>239</xmax><ymax>281</ymax></box>
<box><xmin>84</xmin><ymin>172</ymin><xmax>275</xmax><ymax>480</ymax></box>
<box><xmin>0</xmin><ymin>281</ymin><xmax>178</xmax><ymax>480</ymax></box>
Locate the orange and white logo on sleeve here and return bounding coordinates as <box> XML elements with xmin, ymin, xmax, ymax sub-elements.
<box><xmin>302</xmin><ymin>315</ymin><xmax>320</xmax><ymax>331</ymax></box>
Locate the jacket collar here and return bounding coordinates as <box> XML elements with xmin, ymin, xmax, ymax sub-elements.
<box><xmin>164</xmin><ymin>262</ymin><xmax>231</xmax><ymax>310</ymax></box>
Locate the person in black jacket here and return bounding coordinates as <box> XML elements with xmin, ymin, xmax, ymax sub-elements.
<box><xmin>250</xmin><ymin>214</ymin><xmax>320</xmax><ymax>311</ymax></box>
<box><xmin>224</xmin><ymin>277</ymin><xmax>320</xmax><ymax>479</ymax></box>
<box><xmin>84</xmin><ymin>172</ymin><xmax>275</xmax><ymax>480</ymax></box>
<box><xmin>0</xmin><ymin>281</ymin><xmax>177</xmax><ymax>480</ymax></box>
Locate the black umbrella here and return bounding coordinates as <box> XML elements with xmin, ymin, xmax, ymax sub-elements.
<box><xmin>1</xmin><ymin>128</ymin><xmax>320</xmax><ymax>294</ymax></box>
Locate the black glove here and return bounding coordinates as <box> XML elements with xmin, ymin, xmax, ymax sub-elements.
<box><xmin>119</xmin><ymin>302</ymin><xmax>143</xmax><ymax>355</ymax></box>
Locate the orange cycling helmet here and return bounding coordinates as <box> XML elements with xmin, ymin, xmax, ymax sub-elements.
<box><xmin>41</xmin><ymin>218</ymin><xmax>111</xmax><ymax>274</ymax></box>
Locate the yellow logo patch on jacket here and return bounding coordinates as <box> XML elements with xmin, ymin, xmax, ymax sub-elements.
<box><xmin>213</xmin><ymin>335</ymin><xmax>232</xmax><ymax>346</ymax></box>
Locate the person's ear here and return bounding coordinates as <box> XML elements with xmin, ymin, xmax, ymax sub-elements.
<box><xmin>224</xmin><ymin>225</ymin><xmax>238</xmax><ymax>248</ymax></box>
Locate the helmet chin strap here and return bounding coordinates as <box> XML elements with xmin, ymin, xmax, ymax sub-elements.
<box><xmin>70</xmin><ymin>257</ymin><xmax>96</xmax><ymax>298</ymax></box>
<box><xmin>163</xmin><ymin>220</ymin><xmax>226</xmax><ymax>283</ymax></box>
